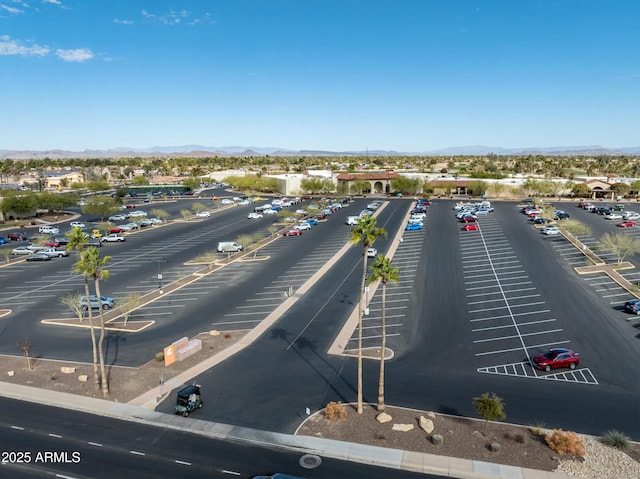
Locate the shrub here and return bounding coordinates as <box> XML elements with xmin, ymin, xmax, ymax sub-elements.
<box><xmin>545</xmin><ymin>429</ymin><xmax>585</xmax><ymax>457</ymax></box>
<box><xmin>473</xmin><ymin>392</ymin><xmax>506</xmax><ymax>434</ymax></box>
<box><xmin>155</xmin><ymin>352</ymin><xmax>164</xmax><ymax>362</ymax></box>
<box><xmin>490</xmin><ymin>442</ymin><xmax>501</xmax><ymax>452</ymax></box>
<box><xmin>600</xmin><ymin>430</ymin><xmax>631</xmax><ymax>451</ymax></box>
<box><xmin>224</xmin><ymin>332</ymin><xmax>232</xmax><ymax>339</ymax></box>
<box><xmin>514</xmin><ymin>433</ymin><xmax>525</xmax><ymax>444</ymax></box>
<box><xmin>324</xmin><ymin>401</ymin><xmax>347</xmax><ymax>421</ymax></box>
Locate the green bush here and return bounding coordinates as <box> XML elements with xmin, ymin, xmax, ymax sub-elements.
<box><xmin>155</xmin><ymin>352</ymin><xmax>164</xmax><ymax>362</ymax></box>
<box><xmin>600</xmin><ymin>430</ymin><xmax>631</xmax><ymax>450</ymax></box>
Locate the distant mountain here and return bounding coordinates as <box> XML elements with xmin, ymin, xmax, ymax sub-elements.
<box><xmin>0</xmin><ymin>145</ymin><xmax>638</xmax><ymax>160</ymax></box>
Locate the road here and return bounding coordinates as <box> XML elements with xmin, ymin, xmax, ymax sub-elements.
<box><xmin>0</xmin><ymin>397</ymin><xmax>440</xmax><ymax>479</ymax></box>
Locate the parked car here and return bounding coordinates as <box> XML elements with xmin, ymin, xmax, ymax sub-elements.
<box><xmin>109</xmin><ymin>214</ymin><xmax>127</xmax><ymax>222</ymax></box>
<box><xmin>531</xmin><ymin>348</ymin><xmax>580</xmax><ymax>372</ymax></box>
<box><xmin>283</xmin><ymin>229</ymin><xmax>302</xmax><ymax>236</ymax></box>
<box><xmin>25</xmin><ymin>252</ymin><xmax>51</xmax><ymax>262</ymax></box>
<box><xmin>101</xmin><ymin>234</ymin><xmax>126</xmax><ymax>243</ymax></box>
<box><xmin>554</xmin><ymin>211</ymin><xmax>570</xmax><ymax>219</ymax></box>
<box><xmin>405</xmin><ymin>223</ymin><xmax>423</xmax><ymax>231</ymax></box>
<box><xmin>462</xmin><ymin>224</ymin><xmax>479</xmax><ymax>231</ymax></box>
<box><xmin>128</xmin><ymin>210</ymin><xmax>148</xmax><ymax>217</ymax></box>
<box><xmin>604</xmin><ymin>213</ymin><xmax>623</xmax><ymax>220</ymax></box>
<box><xmin>0</xmin><ymin>236</ymin><xmax>8</xmax><ymax>245</ymax></box>
<box><xmin>367</xmin><ymin>247</ymin><xmax>377</xmax><ymax>257</ymax></box>
<box><xmin>305</xmin><ymin>218</ymin><xmax>319</xmax><ymax>226</ymax></box>
<box><xmin>221</xmin><ymin>199</ymin><xmax>234</xmax><ymax>205</ymax></box>
<box><xmin>252</xmin><ymin>473</ymin><xmax>305</xmax><ymax>479</ymax></box>
<box><xmin>86</xmin><ymin>239</ymin><xmax>102</xmax><ymax>248</ymax></box>
<box><xmin>7</xmin><ymin>232</ymin><xmax>28</xmax><ymax>241</ymax></box>
<box><xmin>196</xmin><ymin>211</ymin><xmax>211</xmax><ymax>218</ymax></box>
<box><xmin>80</xmin><ymin>295</ymin><xmax>116</xmax><ymax>311</ymax></box>
<box><xmin>618</xmin><ymin>220</ymin><xmax>636</xmax><ymax>228</ymax></box>
<box><xmin>542</xmin><ymin>226</ymin><xmax>561</xmax><ymax>235</ymax></box>
<box><xmin>69</xmin><ymin>222</ymin><xmax>86</xmax><ymax>229</ymax></box>
<box><xmin>263</xmin><ymin>208</ymin><xmax>277</xmax><ymax>215</ymax></box>
<box><xmin>43</xmin><ymin>239</ymin><xmax>60</xmax><ymax>247</ymax></box>
<box><xmin>247</xmin><ymin>212</ymin><xmax>263</xmax><ymax>219</ymax></box>
<box><xmin>460</xmin><ymin>215</ymin><xmax>477</xmax><ymax>223</ymax></box>
<box><xmin>12</xmin><ymin>246</ymin><xmax>36</xmax><ymax>255</ymax></box>
<box><xmin>41</xmin><ymin>248</ymin><xmax>69</xmax><ymax>258</ymax></box>
<box><xmin>294</xmin><ymin>222</ymin><xmax>311</xmax><ymax>231</ymax></box>
<box><xmin>54</xmin><ymin>237</ymin><xmax>69</xmax><ymax>246</ymax></box>
<box><xmin>623</xmin><ymin>299</ymin><xmax>640</xmax><ymax>315</ymax></box>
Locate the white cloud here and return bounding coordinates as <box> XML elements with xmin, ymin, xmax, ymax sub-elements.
<box><xmin>141</xmin><ymin>8</ymin><xmax>212</xmax><ymax>26</ymax></box>
<box><xmin>0</xmin><ymin>3</ymin><xmax>25</xmax><ymax>14</ymax></box>
<box><xmin>114</xmin><ymin>18</ymin><xmax>134</xmax><ymax>25</ymax></box>
<box><xmin>0</xmin><ymin>35</ymin><xmax>49</xmax><ymax>56</ymax></box>
<box><xmin>42</xmin><ymin>0</ymin><xmax>62</xmax><ymax>5</ymax></box>
<box><xmin>55</xmin><ymin>48</ymin><xmax>94</xmax><ymax>62</ymax></box>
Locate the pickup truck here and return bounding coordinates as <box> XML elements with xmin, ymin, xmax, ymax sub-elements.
<box><xmin>41</xmin><ymin>248</ymin><xmax>69</xmax><ymax>258</ymax></box>
<box><xmin>101</xmin><ymin>234</ymin><xmax>126</xmax><ymax>243</ymax></box>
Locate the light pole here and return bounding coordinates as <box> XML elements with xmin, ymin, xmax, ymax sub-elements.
<box><xmin>153</xmin><ymin>260</ymin><xmax>168</xmax><ymax>294</ymax></box>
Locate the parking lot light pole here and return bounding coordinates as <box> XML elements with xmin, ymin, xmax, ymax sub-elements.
<box><xmin>154</xmin><ymin>260</ymin><xmax>168</xmax><ymax>294</ymax></box>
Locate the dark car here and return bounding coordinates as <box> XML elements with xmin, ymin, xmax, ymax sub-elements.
<box><xmin>7</xmin><ymin>232</ymin><xmax>28</xmax><ymax>241</ymax></box>
<box><xmin>54</xmin><ymin>237</ymin><xmax>70</xmax><ymax>246</ymax></box>
<box><xmin>555</xmin><ymin>211</ymin><xmax>570</xmax><ymax>219</ymax></box>
<box><xmin>531</xmin><ymin>348</ymin><xmax>580</xmax><ymax>372</ymax></box>
<box><xmin>25</xmin><ymin>252</ymin><xmax>51</xmax><ymax>262</ymax></box>
<box><xmin>624</xmin><ymin>299</ymin><xmax>640</xmax><ymax>315</ymax></box>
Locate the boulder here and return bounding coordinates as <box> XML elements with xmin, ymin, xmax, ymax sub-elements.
<box><xmin>426</xmin><ymin>411</ymin><xmax>436</xmax><ymax>419</ymax></box>
<box><xmin>7</xmin><ymin>371</ymin><xmax>14</xmax><ymax>377</ymax></box>
<box><xmin>210</xmin><ymin>330</ymin><xmax>220</xmax><ymax>336</ymax></box>
<box><xmin>392</xmin><ymin>423</ymin><xmax>414</xmax><ymax>432</ymax></box>
<box><xmin>78</xmin><ymin>375</ymin><xmax>88</xmax><ymax>382</ymax></box>
<box><xmin>376</xmin><ymin>412</ymin><xmax>392</xmax><ymax>424</ymax></box>
<box><xmin>61</xmin><ymin>367</ymin><xmax>76</xmax><ymax>374</ymax></box>
<box><xmin>419</xmin><ymin>416</ymin><xmax>435</xmax><ymax>434</ymax></box>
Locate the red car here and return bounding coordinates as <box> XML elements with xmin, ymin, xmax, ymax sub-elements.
<box><xmin>125</xmin><ymin>204</ymin><xmax>136</xmax><ymax>208</ymax></box>
<box><xmin>7</xmin><ymin>232</ymin><xmax>28</xmax><ymax>241</ymax></box>
<box><xmin>44</xmin><ymin>239</ymin><xmax>60</xmax><ymax>247</ymax></box>
<box><xmin>618</xmin><ymin>220</ymin><xmax>636</xmax><ymax>228</ymax></box>
<box><xmin>462</xmin><ymin>224</ymin><xmax>479</xmax><ymax>231</ymax></box>
<box><xmin>460</xmin><ymin>215</ymin><xmax>477</xmax><ymax>223</ymax></box>
<box><xmin>109</xmin><ymin>227</ymin><xmax>126</xmax><ymax>233</ymax></box>
<box><xmin>283</xmin><ymin>229</ymin><xmax>302</xmax><ymax>236</ymax></box>
<box><xmin>531</xmin><ymin>348</ymin><xmax>579</xmax><ymax>372</ymax></box>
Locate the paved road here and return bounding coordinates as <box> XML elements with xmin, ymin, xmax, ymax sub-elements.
<box><xmin>0</xmin><ymin>396</ymin><xmax>439</xmax><ymax>479</ymax></box>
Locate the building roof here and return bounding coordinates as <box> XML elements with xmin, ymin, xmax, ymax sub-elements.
<box><xmin>336</xmin><ymin>172</ymin><xmax>399</xmax><ymax>181</ymax></box>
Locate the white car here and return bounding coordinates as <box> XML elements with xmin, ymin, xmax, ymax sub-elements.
<box><xmin>247</xmin><ymin>212</ymin><xmax>263</xmax><ymax>219</ymax></box>
<box><xmin>41</xmin><ymin>248</ymin><xmax>69</xmax><ymax>258</ymax></box>
<box><xmin>128</xmin><ymin>210</ymin><xmax>148</xmax><ymax>217</ymax></box>
<box><xmin>221</xmin><ymin>199</ymin><xmax>234</xmax><ymax>205</ymax></box>
<box><xmin>237</xmin><ymin>200</ymin><xmax>251</xmax><ymax>206</ymax></box>
<box><xmin>367</xmin><ymin>247</ymin><xmax>377</xmax><ymax>258</ymax></box>
<box><xmin>542</xmin><ymin>226</ymin><xmax>561</xmax><ymax>235</ymax></box>
<box><xmin>38</xmin><ymin>225</ymin><xmax>59</xmax><ymax>235</ymax></box>
<box><xmin>12</xmin><ymin>246</ymin><xmax>35</xmax><ymax>255</ymax></box>
<box><xmin>109</xmin><ymin>214</ymin><xmax>127</xmax><ymax>222</ymax></box>
<box><xmin>604</xmin><ymin>213</ymin><xmax>623</xmax><ymax>220</ymax></box>
<box><xmin>69</xmin><ymin>222</ymin><xmax>86</xmax><ymax>229</ymax></box>
<box><xmin>148</xmin><ymin>218</ymin><xmax>164</xmax><ymax>224</ymax></box>
<box><xmin>263</xmin><ymin>208</ymin><xmax>277</xmax><ymax>215</ymax></box>
<box><xmin>294</xmin><ymin>222</ymin><xmax>311</xmax><ymax>231</ymax></box>
<box><xmin>101</xmin><ymin>234</ymin><xmax>125</xmax><ymax>242</ymax></box>
<box><xmin>196</xmin><ymin>211</ymin><xmax>211</xmax><ymax>218</ymax></box>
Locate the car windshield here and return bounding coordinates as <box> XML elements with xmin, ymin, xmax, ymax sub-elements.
<box><xmin>543</xmin><ymin>351</ymin><xmax>559</xmax><ymax>360</ymax></box>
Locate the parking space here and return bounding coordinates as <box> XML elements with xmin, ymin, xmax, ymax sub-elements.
<box><xmin>459</xmin><ymin>214</ymin><xmax>598</xmax><ymax>384</ymax></box>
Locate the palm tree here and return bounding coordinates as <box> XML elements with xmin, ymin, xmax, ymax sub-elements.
<box><xmin>367</xmin><ymin>254</ymin><xmax>400</xmax><ymax>412</ymax></box>
<box><xmin>67</xmin><ymin>227</ymin><xmax>100</xmax><ymax>392</ymax></box>
<box><xmin>78</xmin><ymin>247</ymin><xmax>112</xmax><ymax>397</ymax></box>
<box><xmin>349</xmin><ymin>216</ymin><xmax>387</xmax><ymax>414</ymax></box>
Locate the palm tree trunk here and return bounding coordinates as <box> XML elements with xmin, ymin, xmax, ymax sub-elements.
<box><xmin>83</xmin><ymin>279</ymin><xmax>100</xmax><ymax>391</ymax></box>
<box><xmin>377</xmin><ymin>281</ymin><xmax>387</xmax><ymax>412</ymax></box>
<box><xmin>94</xmin><ymin>279</ymin><xmax>109</xmax><ymax>397</ymax></box>
<box><xmin>357</xmin><ymin>249</ymin><xmax>368</xmax><ymax>414</ymax></box>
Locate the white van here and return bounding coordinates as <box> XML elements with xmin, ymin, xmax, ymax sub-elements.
<box><xmin>217</xmin><ymin>241</ymin><xmax>243</xmax><ymax>253</ymax></box>
<box><xmin>345</xmin><ymin>216</ymin><xmax>360</xmax><ymax>225</ymax></box>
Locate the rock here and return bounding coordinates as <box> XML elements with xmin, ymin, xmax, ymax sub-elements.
<box><xmin>7</xmin><ymin>371</ymin><xmax>14</xmax><ymax>377</ymax></box>
<box><xmin>78</xmin><ymin>375</ymin><xmax>88</xmax><ymax>382</ymax></box>
<box><xmin>210</xmin><ymin>330</ymin><xmax>220</xmax><ymax>336</ymax></box>
<box><xmin>61</xmin><ymin>367</ymin><xmax>76</xmax><ymax>374</ymax></box>
<box><xmin>490</xmin><ymin>442</ymin><xmax>501</xmax><ymax>452</ymax></box>
<box><xmin>419</xmin><ymin>416</ymin><xmax>435</xmax><ymax>434</ymax></box>
<box><xmin>431</xmin><ymin>434</ymin><xmax>444</xmax><ymax>445</ymax></box>
<box><xmin>426</xmin><ymin>411</ymin><xmax>436</xmax><ymax>419</ymax></box>
<box><xmin>376</xmin><ymin>412</ymin><xmax>392</xmax><ymax>424</ymax></box>
<box><xmin>392</xmin><ymin>423</ymin><xmax>414</xmax><ymax>432</ymax></box>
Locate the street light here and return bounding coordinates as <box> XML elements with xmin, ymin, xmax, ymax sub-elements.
<box><xmin>153</xmin><ymin>260</ymin><xmax>168</xmax><ymax>294</ymax></box>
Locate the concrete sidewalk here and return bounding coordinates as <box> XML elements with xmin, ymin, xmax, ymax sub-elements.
<box><xmin>0</xmin><ymin>381</ymin><xmax>571</xmax><ymax>479</ymax></box>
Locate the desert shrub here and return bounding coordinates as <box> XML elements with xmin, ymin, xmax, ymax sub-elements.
<box><xmin>373</xmin><ymin>432</ymin><xmax>386</xmax><ymax>440</ymax></box>
<box><xmin>431</xmin><ymin>434</ymin><xmax>444</xmax><ymax>445</ymax></box>
<box><xmin>600</xmin><ymin>430</ymin><xmax>631</xmax><ymax>451</ymax></box>
<box><xmin>529</xmin><ymin>421</ymin><xmax>548</xmax><ymax>436</ymax></box>
<box><xmin>514</xmin><ymin>433</ymin><xmax>525</xmax><ymax>444</ymax></box>
<box><xmin>155</xmin><ymin>352</ymin><xmax>164</xmax><ymax>362</ymax></box>
<box><xmin>545</xmin><ymin>429</ymin><xmax>585</xmax><ymax>457</ymax></box>
<box><xmin>324</xmin><ymin>401</ymin><xmax>347</xmax><ymax>421</ymax></box>
<box><xmin>473</xmin><ymin>392</ymin><xmax>506</xmax><ymax>434</ymax></box>
<box><xmin>224</xmin><ymin>332</ymin><xmax>232</xmax><ymax>339</ymax></box>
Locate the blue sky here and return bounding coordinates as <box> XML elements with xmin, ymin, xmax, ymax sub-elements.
<box><xmin>1</xmin><ymin>0</ymin><xmax>638</xmax><ymax>152</ymax></box>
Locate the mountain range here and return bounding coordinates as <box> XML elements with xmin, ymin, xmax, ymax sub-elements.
<box><xmin>1</xmin><ymin>145</ymin><xmax>639</xmax><ymax>160</ymax></box>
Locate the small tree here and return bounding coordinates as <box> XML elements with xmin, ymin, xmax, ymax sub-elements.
<box><xmin>17</xmin><ymin>339</ymin><xmax>34</xmax><ymax>371</ymax></box>
<box><xmin>473</xmin><ymin>392</ymin><xmax>506</xmax><ymax>435</ymax></box>
<box><xmin>600</xmin><ymin>232</ymin><xmax>640</xmax><ymax>265</ymax></box>
<box><xmin>117</xmin><ymin>292</ymin><xmax>141</xmax><ymax>325</ymax></box>
<box><xmin>0</xmin><ymin>247</ymin><xmax>12</xmax><ymax>263</ymax></box>
<box><xmin>191</xmin><ymin>202</ymin><xmax>207</xmax><ymax>214</ymax></box>
<box><xmin>149</xmin><ymin>208</ymin><xmax>170</xmax><ymax>223</ymax></box>
<box><xmin>180</xmin><ymin>208</ymin><xmax>192</xmax><ymax>220</ymax></box>
<box><xmin>61</xmin><ymin>293</ymin><xmax>86</xmax><ymax>322</ymax></box>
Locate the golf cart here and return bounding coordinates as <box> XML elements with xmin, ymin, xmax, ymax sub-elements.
<box><xmin>175</xmin><ymin>384</ymin><xmax>203</xmax><ymax>417</ymax></box>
